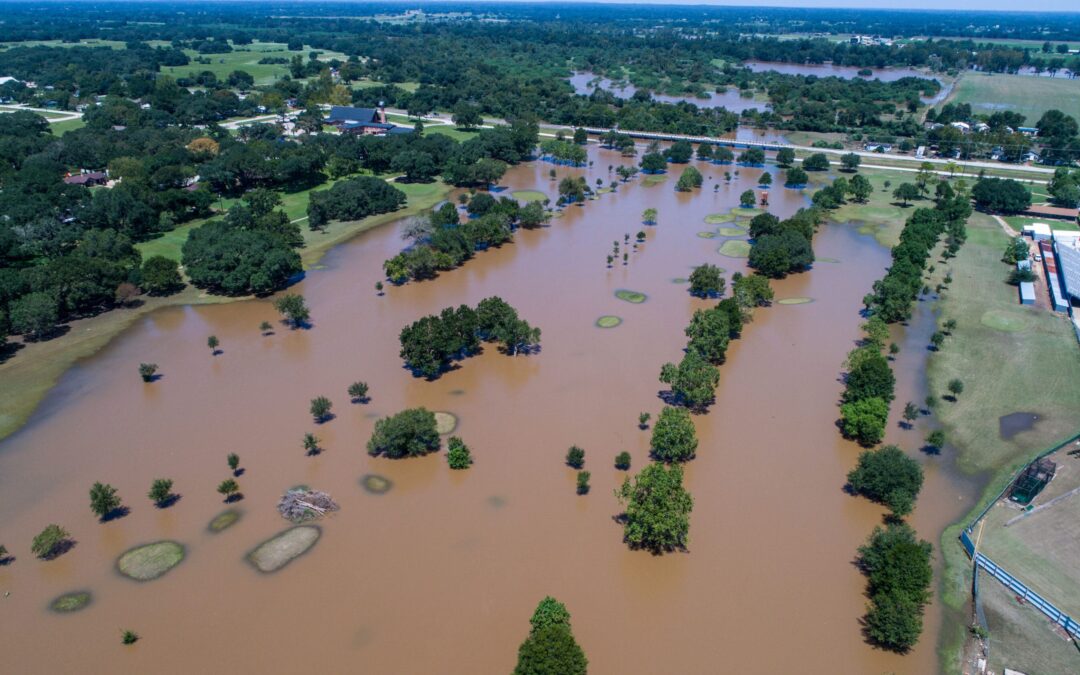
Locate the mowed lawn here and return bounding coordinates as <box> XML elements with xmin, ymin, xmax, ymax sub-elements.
<box><xmin>135</xmin><ymin>178</ymin><xmax>445</xmax><ymax>262</ymax></box>
<box><xmin>928</xmin><ymin>212</ymin><xmax>1080</xmax><ymax>478</ymax></box>
<box><xmin>951</xmin><ymin>72</ymin><xmax>1080</xmax><ymax>125</ymax></box>
<box><xmin>979</xmin><ymin>455</ymin><xmax>1080</xmax><ymax>619</ymax></box>
<box><xmin>160</xmin><ymin>42</ymin><xmax>350</xmax><ymax>87</ymax></box>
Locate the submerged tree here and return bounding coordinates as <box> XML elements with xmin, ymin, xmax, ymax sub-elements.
<box><xmin>89</xmin><ymin>482</ymin><xmax>123</xmax><ymax>520</ymax></box>
<box><xmin>303</xmin><ymin>432</ymin><xmax>321</xmax><ymax>456</ymax></box>
<box><xmin>565</xmin><ymin>446</ymin><xmax>585</xmax><ymax>469</ymax></box>
<box><xmin>650</xmin><ymin>406</ymin><xmax>698</xmax><ymax>463</ymax></box>
<box><xmin>217</xmin><ymin>479</ymin><xmax>240</xmax><ymax>502</ymax></box>
<box><xmin>227</xmin><ymin>452</ymin><xmax>241</xmax><ymax>474</ymax></box>
<box><xmin>310</xmin><ymin>396</ymin><xmax>333</xmax><ymax>422</ymax></box>
<box><xmin>576</xmin><ymin>471</ymin><xmax>591</xmax><ymax>495</ymax></box>
<box><xmin>447</xmin><ymin>436</ymin><xmax>473</xmax><ymax>469</ymax></box>
<box><xmin>367</xmin><ymin>408</ymin><xmax>440</xmax><ymax>458</ymax></box>
<box><xmin>513</xmin><ymin>597</ymin><xmax>588</xmax><ymax>675</ymax></box>
<box><xmin>138</xmin><ymin>363</ymin><xmax>158</xmax><ymax>382</ymax></box>
<box><xmin>148</xmin><ymin>478</ymin><xmax>175</xmax><ymax>507</ymax></box>
<box><xmin>274</xmin><ymin>293</ymin><xmax>310</xmax><ymax>328</ymax></box>
<box><xmin>31</xmin><ymin>524</ymin><xmax>71</xmax><ymax>559</ymax></box>
<box><xmin>847</xmin><ymin>445</ymin><xmax>924</xmax><ymax>517</ymax></box>
<box><xmin>616</xmin><ymin>462</ymin><xmax>693</xmax><ymax>553</ymax></box>
<box><xmin>688</xmin><ymin>263</ymin><xmax>725</xmax><ymax>298</ymax></box>
<box><xmin>347</xmin><ymin>381</ymin><xmax>370</xmax><ymax>403</ymax></box>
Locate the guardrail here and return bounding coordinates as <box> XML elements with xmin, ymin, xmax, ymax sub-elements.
<box><xmin>960</xmin><ymin>532</ymin><xmax>1080</xmax><ymax>639</ymax></box>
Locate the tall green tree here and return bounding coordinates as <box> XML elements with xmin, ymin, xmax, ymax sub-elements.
<box><xmin>616</xmin><ymin>462</ymin><xmax>694</xmax><ymax>553</ymax></box>
<box><xmin>650</xmin><ymin>406</ymin><xmax>698</xmax><ymax>462</ymax></box>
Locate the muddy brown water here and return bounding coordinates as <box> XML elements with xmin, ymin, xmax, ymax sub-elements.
<box><xmin>0</xmin><ymin>145</ymin><xmax>979</xmax><ymax>673</ymax></box>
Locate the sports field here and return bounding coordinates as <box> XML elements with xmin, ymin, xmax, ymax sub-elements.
<box><xmin>950</xmin><ymin>72</ymin><xmax>1080</xmax><ymax>126</ymax></box>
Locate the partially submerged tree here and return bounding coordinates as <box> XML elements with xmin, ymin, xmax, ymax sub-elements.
<box><xmin>138</xmin><ymin>363</ymin><xmax>158</xmax><ymax>382</ymax></box>
<box><xmin>274</xmin><ymin>293</ymin><xmax>310</xmax><ymax>328</ymax></box>
<box><xmin>348</xmin><ymin>381</ymin><xmax>370</xmax><ymax>403</ymax></box>
<box><xmin>513</xmin><ymin>597</ymin><xmax>588</xmax><ymax>675</ymax></box>
<box><xmin>565</xmin><ymin>446</ymin><xmax>585</xmax><ymax>469</ymax></box>
<box><xmin>89</xmin><ymin>482</ymin><xmax>123</xmax><ymax>520</ymax></box>
<box><xmin>310</xmin><ymin>395</ymin><xmax>333</xmax><ymax>422</ymax></box>
<box><xmin>447</xmin><ymin>436</ymin><xmax>473</xmax><ymax>469</ymax></box>
<box><xmin>148</xmin><ymin>478</ymin><xmax>175</xmax><ymax>507</ymax></box>
<box><xmin>650</xmin><ymin>406</ymin><xmax>698</xmax><ymax>463</ymax></box>
<box><xmin>217</xmin><ymin>479</ymin><xmax>240</xmax><ymax>502</ymax></box>
<box><xmin>31</xmin><ymin>524</ymin><xmax>71</xmax><ymax>559</ymax></box>
<box><xmin>688</xmin><ymin>263</ymin><xmax>725</xmax><ymax>298</ymax></box>
<box><xmin>616</xmin><ymin>462</ymin><xmax>693</xmax><ymax>553</ymax></box>
<box><xmin>847</xmin><ymin>445</ymin><xmax>924</xmax><ymax>517</ymax></box>
<box><xmin>367</xmin><ymin>408</ymin><xmax>440</xmax><ymax>458</ymax></box>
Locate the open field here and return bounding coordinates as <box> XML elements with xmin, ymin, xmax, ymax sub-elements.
<box><xmin>930</xmin><ymin>210</ymin><xmax>1080</xmax><ymax>673</ymax></box>
<box><xmin>927</xmin><ymin>212</ymin><xmax>1080</xmax><ymax>476</ymax></box>
<box><xmin>48</xmin><ymin>118</ymin><xmax>86</xmax><ymax>135</ymax></box>
<box><xmin>979</xmin><ymin>451</ymin><xmax>1080</xmax><ymax>618</ymax></box>
<box><xmin>950</xmin><ymin>72</ymin><xmax>1080</xmax><ymax>125</ymax></box>
<box><xmin>2</xmin><ymin>179</ymin><xmax>450</xmax><ymax>442</ymax></box>
<box><xmin>979</xmin><ymin>571</ymin><xmax>1080</xmax><ymax>675</ymax></box>
<box><xmin>160</xmin><ymin>41</ymin><xmax>350</xmax><ymax>87</ymax></box>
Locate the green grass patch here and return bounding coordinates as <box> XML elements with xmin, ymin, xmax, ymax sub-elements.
<box><xmin>49</xmin><ymin>591</ymin><xmax>92</xmax><ymax>613</ymax></box>
<box><xmin>434</xmin><ymin>411</ymin><xmax>458</xmax><ymax>435</ymax></box>
<box><xmin>704</xmin><ymin>213</ymin><xmax>736</xmax><ymax>224</ymax></box>
<box><xmin>731</xmin><ymin>207</ymin><xmax>765</xmax><ymax>217</ymax></box>
<box><xmin>717</xmin><ymin>227</ymin><xmax>747</xmax><ymax>236</ymax></box>
<box><xmin>247</xmin><ymin>526</ymin><xmax>320</xmax><ymax>574</ymax></box>
<box><xmin>208</xmin><ymin>509</ymin><xmax>242</xmax><ymax>533</ymax></box>
<box><xmin>951</xmin><ymin>72</ymin><xmax>1080</xmax><ymax>127</ymax></box>
<box><xmin>360</xmin><ymin>474</ymin><xmax>393</xmax><ymax>495</ymax></box>
<box><xmin>595</xmin><ymin>315</ymin><xmax>622</xmax><ymax>328</ymax></box>
<box><xmin>117</xmin><ymin>541</ymin><xmax>185</xmax><ymax>581</ymax></box>
<box><xmin>641</xmin><ymin>174</ymin><xmax>668</xmax><ymax>187</ymax></box>
<box><xmin>422</xmin><ymin>125</ymin><xmax>476</xmax><ymax>142</ymax></box>
<box><xmin>980</xmin><ymin>309</ymin><xmax>1029</xmax><ymax>332</ymax></box>
<box><xmin>717</xmin><ymin>240</ymin><xmax>751</xmax><ymax>257</ymax></box>
<box><xmin>671</xmin><ymin>277</ymin><xmax>689</xmax><ymax>284</ymax></box>
<box><xmin>48</xmin><ymin>118</ymin><xmax>86</xmax><ymax>136</ymax></box>
<box><xmin>777</xmin><ymin>297</ymin><xmax>815</xmax><ymax>305</ymax></box>
<box><xmin>511</xmin><ymin>190</ymin><xmax>547</xmax><ymax>203</ymax></box>
<box><xmin>696</xmin><ymin>231</ymin><xmax>718</xmax><ymax>239</ymax></box>
<box><xmin>615</xmin><ymin>289</ymin><xmax>648</xmax><ymax>304</ymax></box>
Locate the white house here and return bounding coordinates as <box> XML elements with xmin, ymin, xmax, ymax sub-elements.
<box><xmin>950</xmin><ymin>121</ymin><xmax>971</xmax><ymax>134</ymax></box>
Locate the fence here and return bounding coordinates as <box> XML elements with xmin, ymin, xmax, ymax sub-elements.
<box><xmin>959</xmin><ymin>434</ymin><xmax>1080</xmax><ymax>641</ymax></box>
<box><xmin>960</xmin><ymin>529</ymin><xmax>1080</xmax><ymax>639</ymax></box>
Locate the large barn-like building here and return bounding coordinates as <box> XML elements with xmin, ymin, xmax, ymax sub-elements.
<box><xmin>325</xmin><ymin>105</ymin><xmax>413</xmax><ymax>136</ymax></box>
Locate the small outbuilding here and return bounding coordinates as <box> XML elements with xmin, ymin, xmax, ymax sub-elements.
<box><xmin>1022</xmin><ymin>222</ymin><xmax>1052</xmax><ymax>241</ymax></box>
<box><xmin>1019</xmin><ymin>281</ymin><xmax>1035</xmax><ymax>305</ymax></box>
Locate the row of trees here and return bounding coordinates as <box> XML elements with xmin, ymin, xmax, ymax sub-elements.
<box><xmin>398</xmin><ymin>297</ymin><xmax>540</xmax><ymax>378</ymax></box>
<box><xmin>384</xmin><ymin>198</ymin><xmax>547</xmax><ymax>284</ymax></box>
<box><xmin>866</xmin><ymin>189</ymin><xmax>972</xmax><ymax>323</ymax></box>
<box><xmin>839</xmin><ymin>317</ymin><xmax>897</xmax><ymax>447</ymax></box>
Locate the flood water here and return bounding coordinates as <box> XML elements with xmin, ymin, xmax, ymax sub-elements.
<box><xmin>0</xmin><ymin>145</ymin><xmax>979</xmax><ymax>673</ymax></box>
<box><xmin>569</xmin><ymin>71</ymin><xmax>771</xmax><ymax>113</ymax></box>
<box><xmin>570</xmin><ymin>65</ymin><xmax>946</xmax><ymax>113</ymax></box>
<box><xmin>744</xmin><ymin>61</ymin><xmax>929</xmax><ymax>82</ymax></box>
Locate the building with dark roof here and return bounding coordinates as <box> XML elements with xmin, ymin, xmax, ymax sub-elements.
<box><xmin>325</xmin><ymin>104</ymin><xmax>413</xmax><ymax>136</ymax></box>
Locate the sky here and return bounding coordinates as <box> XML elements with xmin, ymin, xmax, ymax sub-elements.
<box><xmin>492</xmin><ymin>0</ymin><xmax>1079</xmax><ymax>11</ymax></box>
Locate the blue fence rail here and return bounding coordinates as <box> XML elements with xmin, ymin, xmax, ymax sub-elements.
<box><xmin>960</xmin><ymin>529</ymin><xmax>1080</xmax><ymax>639</ymax></box>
